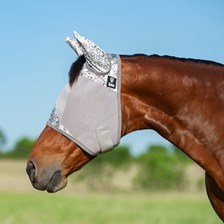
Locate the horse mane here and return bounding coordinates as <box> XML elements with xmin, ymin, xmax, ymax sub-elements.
<box><xmin>69</xmin><ymin>55</ymin><xmax>86</xmax><ymax>86</ymax></box>
<box><xmin>121</xmin><ymin>54</ymin><xmax>224</xmax><ymax>67</ymax></box>
<box><xmin>69</xmin><ymin>54</ymin><xmax>223</xmax><ymax>86</ymax></box>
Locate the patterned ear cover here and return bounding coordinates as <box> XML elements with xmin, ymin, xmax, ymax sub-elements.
<box><xmin>65</xmin><ymin>32</ymin><xmax>111</xmax><ymax>74</ymax></box>
<box><xmin>65</xmin><ymin>36</ymin><xmax>84</xmax><ymax>56</ymax></box>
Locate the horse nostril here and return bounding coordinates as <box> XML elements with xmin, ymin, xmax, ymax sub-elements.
<box><xmin>26</xmin><ymin>161</ymin><xmax>37</xmax><ymax>183</ymax></box>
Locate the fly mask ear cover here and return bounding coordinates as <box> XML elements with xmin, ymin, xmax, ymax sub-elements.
<box><xmin>47</xmin><ymin>32</ymin><xmax>122</xmax><ymax>156</ymax></box>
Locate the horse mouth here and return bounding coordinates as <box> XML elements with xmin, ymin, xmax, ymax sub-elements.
<box><xmin>30</xmin><ymin>170</ymin><xmax>68</xmax><ymax>193</ymax></box>
<box><xmin>45</xmin><ymin>170</ymin><xmax>67</xmax><ymax>193</ymax></box>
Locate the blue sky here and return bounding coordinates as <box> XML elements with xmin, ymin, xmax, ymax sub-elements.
<box><xmin>0</xmin><ymin>1</ymin><xmax>223</xmax><ymax>155</ymax></box>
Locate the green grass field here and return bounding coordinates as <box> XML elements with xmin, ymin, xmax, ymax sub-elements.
<box><xmin>0</xmin><ymin>160</ymin><xmax>222</xmax><ymax>224</ymax></box>
<box><xmin>0</xmin><ymin>191</ymin><xmax>222</xmax><ymax>224</ymax></box>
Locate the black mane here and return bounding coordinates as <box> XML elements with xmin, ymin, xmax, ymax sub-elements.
<box><xmin>69</xmin><ymin>55</ymin><xmax>86</xmax><ymax>86</ymax></box>
<box><xmin>162</xmin><ymin>55</ymin><xmax>223</xmax><ymax>67</ymax></box>
<box><xmin>121</xmin><ymin>54</ymin><xmax>224</xmax><ymax>67</ymax></box>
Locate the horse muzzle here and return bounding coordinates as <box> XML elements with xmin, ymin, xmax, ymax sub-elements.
<box><xmin>26</xmin><ymin>160</ymin><xmax>67</xmax><ymax>193</ymax></box>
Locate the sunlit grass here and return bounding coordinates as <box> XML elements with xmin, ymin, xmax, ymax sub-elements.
<box><xmin>0</xmin><ymin>191</ymin><xmax>221</xmax><ymax>224</ymax></box>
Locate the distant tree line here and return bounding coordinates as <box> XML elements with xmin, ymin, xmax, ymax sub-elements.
<box><xmin>0</xmin><ymin>128</ymin><xmax>7</xmax><ymax>152</ymax></box>
<box><xmin>74</xmin><ymin>144</ymin><xmax>193</xmax><ymax>192</ymax></box>
<box><xmin>0</xmin><ymin>127</ymin><xmax>35</xmax><ymax>159</ymax></box>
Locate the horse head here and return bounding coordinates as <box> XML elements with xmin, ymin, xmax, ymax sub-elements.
<box><xmin>26</xmin><ymin>32</ymin><xmax>121</xmax><ymax>192</ymax></box>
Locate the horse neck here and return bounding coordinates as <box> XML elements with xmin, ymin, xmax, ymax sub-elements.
<box><xmin>120</xmin><ymin>54</ymin><xmax>224</xmax><ymax>150</ymax></box>
<box><xmin>121</xmin><ymin>55</ymin><xmax>186</xmax><ymax>137</ymax></box>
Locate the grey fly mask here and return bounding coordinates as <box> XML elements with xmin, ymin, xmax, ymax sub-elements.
<box><xmin>47</xmin><ymin>32</ymin><xmax>121</xmax><ymax>156</ymax></box>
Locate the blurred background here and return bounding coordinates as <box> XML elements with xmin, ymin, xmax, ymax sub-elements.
<box><xmin>0</xmin><ymin>0</ymin><xmax>224</xmax><ymax>223</ymax></box>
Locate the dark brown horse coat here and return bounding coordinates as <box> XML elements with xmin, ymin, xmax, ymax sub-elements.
<box><xmin>27</xmin><ymin>54</ymin><xmax>224</xmax><ymax>221</ymax></box>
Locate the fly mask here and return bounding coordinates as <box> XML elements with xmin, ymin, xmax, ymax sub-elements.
<box><xmin>47</xmin><ymin>32</ymin><xmax>121</xmax><ymax>156</ymax></box>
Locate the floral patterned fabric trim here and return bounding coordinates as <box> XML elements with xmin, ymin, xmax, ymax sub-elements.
<box><xmin>80</xmin><ymin>54</ymin><xmax>119</xmax><ymax>92</ymax></box>
<box><xmin>48</xmin><ymin>107</ymin><xmax>71</xmax><ymax>136</ymax></box>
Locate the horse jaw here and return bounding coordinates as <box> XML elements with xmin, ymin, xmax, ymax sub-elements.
<box><xmin>26</xmin><ymin>126</ymin><xmax>94</xmax><ymax>193</ymax></box>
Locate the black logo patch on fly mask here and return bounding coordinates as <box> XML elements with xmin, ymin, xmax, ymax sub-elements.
<box><xmin>107</xmin><ymin>76</ymin><xmax>117</xmax><ymax>89</ymax></box>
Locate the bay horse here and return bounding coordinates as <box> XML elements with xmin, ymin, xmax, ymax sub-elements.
<box><xmin>26</xmin><ymin>33</ymin><xmax>224</xmax><ymax>221</ymax></box>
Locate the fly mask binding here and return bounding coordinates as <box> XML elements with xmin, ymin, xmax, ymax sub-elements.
<box><xmin>47</xmin><ymin>32</ymin><xmax>122</xmax><ymax>156</ymax></box>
